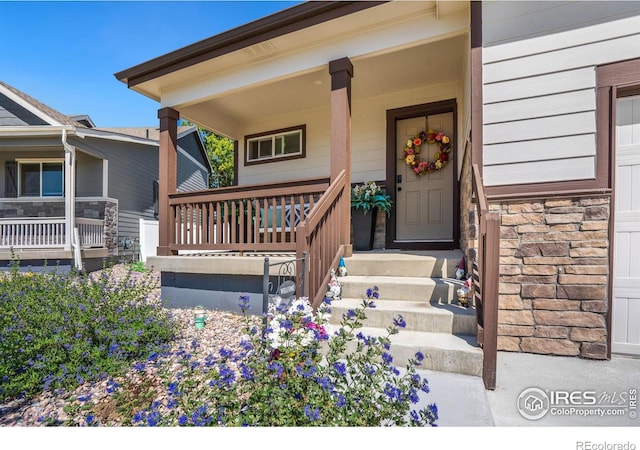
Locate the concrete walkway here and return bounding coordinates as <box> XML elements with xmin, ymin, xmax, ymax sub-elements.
<box><xmin>417</xmin><ymin>351</ymin><xmax>640</xmax><ymax>427</ymax></box>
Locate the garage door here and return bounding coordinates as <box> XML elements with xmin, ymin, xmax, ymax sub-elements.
<box><xmin>613</xmin><ymin>95</ymin><xmax>640</xmax><ymax>356</ymax></box>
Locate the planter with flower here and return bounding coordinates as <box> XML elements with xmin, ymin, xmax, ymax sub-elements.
<box><xmin>351</xmin><ymin>181</ymin><xmax>392</xmax><ymax>251</ymax></box>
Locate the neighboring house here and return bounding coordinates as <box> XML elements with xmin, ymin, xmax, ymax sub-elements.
<box><xmin>0</xmin><ymin>81</ymin><xmax>211</xmax><ymax>271</ymax></box>
<box><xmin>114</xmin><ymin>0</ymin><xmax>640</xmax><ymax>371</ymax></box>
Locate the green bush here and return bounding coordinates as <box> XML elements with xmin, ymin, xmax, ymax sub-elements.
<box><xmin>0</xmin><ymin>261</ymin><xmax>174</xmax><ymax>401</ymax></box>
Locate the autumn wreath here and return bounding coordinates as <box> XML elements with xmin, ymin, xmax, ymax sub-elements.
<box><xmin>403</xmin><ymin>130</ymin><xmax>452</xmax><ymax>176</ymax></box>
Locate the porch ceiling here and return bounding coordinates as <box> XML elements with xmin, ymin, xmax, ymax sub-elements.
<box><xmin>183</xmin><ymin>34</ymin><xmax>467</xmax><ymax>138</ymax></box>
<box><xmin>117</xmin><ymin>0</ymin><xmax>469</xmax><ymax>138</ymax></box>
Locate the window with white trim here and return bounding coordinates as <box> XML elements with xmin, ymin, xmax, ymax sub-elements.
<box><xmin>17</xmin><ymin>159</ymin><xmax>64</xmax><ymax>197</ymax></box>
<box><xmin>245</xmin><ymin>125</ymin><xmax>305</xmax><ymax>165</ymax></box>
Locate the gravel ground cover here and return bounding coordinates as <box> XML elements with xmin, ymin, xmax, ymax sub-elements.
<box><xmin>0</xmin><ymin>264</ymin><xmax>259</xmax><ymax>426</ymax></box>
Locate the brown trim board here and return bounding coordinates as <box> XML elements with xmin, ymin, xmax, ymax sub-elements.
<box><xmin>597</xmin><ymin>57</ymin><xmax>640</xmax><ymax>360</ymax></box>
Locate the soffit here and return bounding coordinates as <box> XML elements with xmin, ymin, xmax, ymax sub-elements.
<box><xmin>130</xmin><ymin>1</ymin><xmax>449</xmax><ymax>102</ymax></box>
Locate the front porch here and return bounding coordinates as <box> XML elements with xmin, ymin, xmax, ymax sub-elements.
<box><xmin>0</xmin><ymin>197</ymin><xmax>117</xmax><ymax>270</ymax></box>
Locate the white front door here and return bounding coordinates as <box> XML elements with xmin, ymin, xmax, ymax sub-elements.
<box><xmin>613</xmin><ymin>95</ymin><xmax>640</xmax><ymax>356</ymax></box>
<box><xmin>395</xmin><ymin>113</ymin><xmax>454</xmax><ymax>242</ymax></box>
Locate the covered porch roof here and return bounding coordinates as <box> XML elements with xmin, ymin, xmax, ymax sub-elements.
<box><xmin>115</xmin><ymin>1</ymin><xmax>469</xmax><ymax>139</ymax></box>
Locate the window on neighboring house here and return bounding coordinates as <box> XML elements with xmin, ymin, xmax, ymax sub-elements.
<box><xmin>17</xmin><ymin>160</ymin><xmax>64</xmax><ymax>197</ymax></box>
<box><xmin>245</xmin><ymin>125</ymin><xmax>306</xmax><ymax>165</ymax></box>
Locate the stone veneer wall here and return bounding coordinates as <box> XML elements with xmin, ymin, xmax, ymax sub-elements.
<box><xmin>491</xmin><ymin>196</ymin><xmax>611</xmax><ymax>359</ymax></box>
<box><xmin>458</xmin><ymin>144</ymin><xmax>478</xmax><ymax>270</ymax></box>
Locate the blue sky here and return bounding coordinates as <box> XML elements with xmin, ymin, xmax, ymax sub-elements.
<box><xmin>0</xmin><ymin>1</ymin><xmax>300</xmax><ymax>127</ymax></box>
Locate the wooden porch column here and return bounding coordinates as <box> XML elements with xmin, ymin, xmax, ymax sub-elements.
<box><xmin>329</xmin><ymin>57</ymin><xmax>353</xmax><ymax>256</ymax></box>
<box><xmin>157</xmin><ymin>107</ymin><xmax>179</xmax><ymax>256</ymax></box>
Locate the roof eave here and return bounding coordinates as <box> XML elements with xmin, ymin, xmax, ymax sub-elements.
<box><xmin>114</xmin><ymin>1</ymin><xmax>387</xmax><ymax>89</ymax></box>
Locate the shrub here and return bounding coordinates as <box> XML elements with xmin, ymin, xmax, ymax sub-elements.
<box><xmin>0</xmin><ymin>260</ymin><xmax>174</xmax><ymax>401</ymax></box>
<box><xmin>125</xmin><ymin>287</ymin><xmax>438</xmax><ymax>426</ymax></box>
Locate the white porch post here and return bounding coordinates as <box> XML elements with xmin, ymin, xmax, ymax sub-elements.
<box><xmin>62</xmin><ymin>130</ymin><xmax>76</xmax><ymax>252</ymax></box>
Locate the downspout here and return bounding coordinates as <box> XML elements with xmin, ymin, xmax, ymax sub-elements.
<box><xmin>61</xmin><ymin>129</ymin><xmax>80</xmax><ymax>269</ymax></box>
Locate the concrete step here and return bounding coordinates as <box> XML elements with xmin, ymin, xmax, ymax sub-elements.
<box><xmin>329</xmin><ymin>298</ymin><xmax>477</xmax><ymax>335</ymax></box>
<box><xmin>326</xmin><ymin>324</ymin><xmax>483</xmax><ymax>377</ymax></box>
<box><xmin>343</xmin><ymin>250</ymin><xmax>464</xmax><ymax>279</ymax></box>
<box><xmin>338</xmin><ymin>275</ymin><xmax>460</xmax><ymax>303</ymax></box>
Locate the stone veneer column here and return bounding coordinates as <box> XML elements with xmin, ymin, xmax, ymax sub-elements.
<box><xmin>459</xmin><ymin>142</ymin><xmax>478</xmax><ymax>269</ymax></box>
<box><xmin>157</xmin><ymin>107</ymin><xmax>179</xmax><ymax>256</ymax></box>
<box><xmin>103</xmin><ymin>201</ymin><xmax>118</xmax><ymax>256</ymax></box>
<box><xmin>493</xmin><ymin>197</ymin><xmax>610</xmax><ymax>359</ymax></box>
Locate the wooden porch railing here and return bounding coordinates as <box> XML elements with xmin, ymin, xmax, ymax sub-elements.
<box><xmin>296</xmin><ymin>170</ymin><xmax>347</xmax><ymax>309</ymax></box>
<box><xmin>167</xmin><ymin>177</ymin><xmax>330</xmax><ymax>253</ymax></box>
<box><xmin>472</xmin><ymin>163</ymin><xmax>500</xmax><ymax>390</ymax></box>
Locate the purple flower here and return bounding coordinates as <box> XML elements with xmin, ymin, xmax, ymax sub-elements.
<box><xmin>304</xmin><ymin>405</ymin><xmax>320</xmax><ymax>422</ymax></box>
<box><xmin>147</xmin><ymin>411</ymin><xmax>160</xmax><ymax>427</ymax></box>
<box><xmin>240</xmin><ymin>363</ymin><xmax>254</xmax><ymax>381</ymax></box>
<box><xmin>393</xmin><ymin>315</ymin><xmax>406</xmax><ymax>328</ymax></box>
<box><xmin>167</xmin><ymin>382</ymin><xmax>180</xmax><ymax>396</ymax></box>
<box><xmin>332</xmin><ymin>362</ymin><xmax>347</xmax><ymax>376</ymax></box>
<box><xmin>238</xmin><ymin>295</ymin><xmax>251</xmax><ymax>311</ymax></box>
<box><xmin>415</xmin><ymin>351</ymin><xmax>425</xmax><ymax>362</ymax></box>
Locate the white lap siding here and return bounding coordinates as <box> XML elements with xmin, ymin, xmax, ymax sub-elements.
<box><xmin>482</xmin><ymin>11</ymin><xmax>640</xmax><ymax>186</ymax></box>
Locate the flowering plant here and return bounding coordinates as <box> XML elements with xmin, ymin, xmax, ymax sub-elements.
<box><xmin>351</xmin><ymin>181</ymin><xmax>392</xmax><ymax>216</ymax></box>
<box><xmin>266</xmin><ymin>297</ymin><xmax>329</xmax><ymax>356</ymax></box>
<box><xmin>98</xmin><ymin>288</ymin><xmax>438</xmax><ymax>427</ymax></box>
<box><xmin>404</xmin><ymin>129</ymin><xmax>452</xmax><ymax>176</ymax></box>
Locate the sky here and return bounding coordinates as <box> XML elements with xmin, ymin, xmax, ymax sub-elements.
<box><xmin>0</xmin><ymin>0</ymin><xmax>301</xmax><ymax>127</ymax></box>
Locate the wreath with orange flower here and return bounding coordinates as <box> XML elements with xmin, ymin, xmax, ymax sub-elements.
<box><xmin>403</xmin><ymin>130</ymin><xmax>452</xmax><ymax>176</ymax></box>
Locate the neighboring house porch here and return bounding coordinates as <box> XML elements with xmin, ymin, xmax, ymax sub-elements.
<box><xmin>0</xmin><ymin>81</ymin><xmax>212</xmax><ymax>271</ymax></box>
